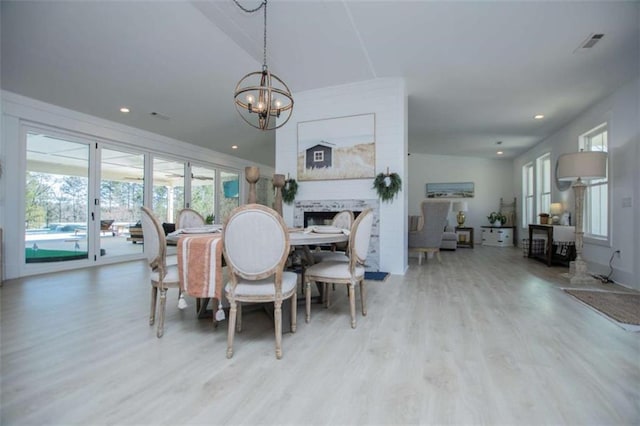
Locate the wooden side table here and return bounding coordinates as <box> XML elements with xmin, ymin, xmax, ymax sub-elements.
<box><xmin>455</xmin><ymin>227</ymin><xmax>474</xmax><ymax>248</ymax></box>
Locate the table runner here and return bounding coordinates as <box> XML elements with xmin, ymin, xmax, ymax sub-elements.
<box><xmin>177</xmin><ymin>234</ymin><xmax>223</xmax><ymax>301</ymax></box>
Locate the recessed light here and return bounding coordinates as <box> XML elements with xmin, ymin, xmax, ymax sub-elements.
<box><xmin>534</xmin><ymin>114</ymin><xmax>544</xmax><ymax>120</ymax></box>
<box><xmin>497</xmin><ymin>151</ymin><xmax>504</xmax><ymax>155</ymax></box>
<box><xmin>119</xmin><ymin>107</ymin><xmax>130</xmax><ymax>113</ymax></box>
<box><xmin>231</xmin><ymin>145</ymin><xmax>238</xmax><ymax>150</ymax></box>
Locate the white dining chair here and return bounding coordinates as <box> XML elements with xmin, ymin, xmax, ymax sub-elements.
<box><xmin>141</xmin><ymin>206</ymin><xmax>183</xmax><ymax>338</ymax></box>
<box><xmin>222</xmin><ymin>204</ymin><xmax>297</xmax><ymax>359</ymax></box>
<box><xmin>312</xmin><ymin>210</ymin><xmax>354</xmax><ymax>264</ymax></box>
<box><xmin>177</xmin><ymin>208</ymin><xmax>205</xmax><ymax>229</ymax></box>
<box><xmin>304</xmin><ymin>208</ymin><xmax>374</xmax><ymax>328</ymax></box>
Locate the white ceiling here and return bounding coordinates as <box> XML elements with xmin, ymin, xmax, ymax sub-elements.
<box><xmin>2</xmin><ymin>1</ymin><xmax>638</xmax><ymax>167</ymax></box>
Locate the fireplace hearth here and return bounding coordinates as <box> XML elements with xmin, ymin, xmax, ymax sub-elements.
<box><xmin>303</xmin><ymin>211</ymin><xmax>361</xmax><ymax>227</ymax></box>
<box><xmin>294</xmin><ymin>199</ymin><xmax>380</xmax><ymax>271</ymax></box>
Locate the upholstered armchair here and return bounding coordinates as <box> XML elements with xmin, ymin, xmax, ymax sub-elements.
<box><xmin>408</xmin><ymin>200</ymin><xmax>452</xmax><ymax>264</ymax></box>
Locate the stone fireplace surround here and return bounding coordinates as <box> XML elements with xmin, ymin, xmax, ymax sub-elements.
<box><xmin>294</xmin><ymin>199</ymin><xmax>380</xmax><ymax>271</ymax></box>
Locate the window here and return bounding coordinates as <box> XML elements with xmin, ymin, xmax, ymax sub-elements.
<box><xmin>313</xmin><ymin>150</ymin><xmax>324</xmax><ymax>162</ymax></box>
<box><xmin>522</xmin><ymin>162</ymin><xmax>534</xmax><ymax>227</ymax></box>
<box><xmin>580</xmin><ymin>123</ymin><xmax>608</xmax><ymax>239</ymax></box>
<box><xmin>536</xmin><ymin>153</ymin><xmax>551</xmax><ymax>215</ymax></box>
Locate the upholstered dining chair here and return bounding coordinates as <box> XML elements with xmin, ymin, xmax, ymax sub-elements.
<box><xmin>222</xmin><ymin>204</ymin><xmax>298</xmax><ymax>359</ymax></box>
<box><xmin>141</xmin><ymin>206</ymin><xmax>183</xmax><ymax>338</ymax></box>
<box><xmin>304</xmin><ymin>208</ymin><xmax>374</xmax><ymax>328</ymax></box>
<box><xmin>177</xmin><ymin>208</ymin><xmax>205</xmax><ymax>229</ymax></box>
<box><xmin>312</xmin><ymin>210</ymin><xmax>354</xmax><ymax>263</ymax></box>
<box><xmin>408</xmin><ymin>200</ymin><xmax>451</xmax><ymax>265</ymax></box>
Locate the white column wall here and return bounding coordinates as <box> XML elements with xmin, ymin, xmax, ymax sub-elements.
<box><xmin>275</xmin><ymin>78</ymin><xmax>408</xmax><ymax>274</ymax></box>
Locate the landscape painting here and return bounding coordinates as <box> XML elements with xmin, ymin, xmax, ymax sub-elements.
<box><xmin>297</xmin><ymin>113</ymin><xmax>375</xmax><ymax>181</ymax></box>
<box><xmin>426</xmin><ymin>182</ymin><xmax>475</xmax><ymax>198</ymax></box>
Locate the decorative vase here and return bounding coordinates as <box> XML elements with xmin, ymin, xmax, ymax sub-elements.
<box><xmin>272</xmin><ymin>173</ymin><xmax>285</xmax><ymax>216</ymax></box>
<box><xmin>245</xmin><ymin>166</ymin><xmax>260</xmax><ymax>204</ymax></box>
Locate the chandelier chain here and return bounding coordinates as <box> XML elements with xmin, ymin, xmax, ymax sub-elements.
<box><xmin>233</xmin><ymin>0</ymin><xmax>269</xmax><ymax>69</ymax></box>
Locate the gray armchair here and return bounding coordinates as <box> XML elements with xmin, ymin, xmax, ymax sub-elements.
<box><xmin>408</xmin><ymin>200</ymin><xmax>451</xmax><ymax>264</ymax></box>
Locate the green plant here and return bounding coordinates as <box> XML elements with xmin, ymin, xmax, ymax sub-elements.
<box><xmin>205</xmin><ymin>214</ymin><xmax>214</xmax><ymax>224</ymax></box>
<box><xmin>281</xmin><ymin>178</ymin><xmax>298</xmax><ymax>204</ymax></box>
<box><xmin>487</xmin><ymin>211</ymin><xmax>506</xmax><ymax>225</ymax></box>
<box><xmin>373</xmin><ymin>171</ymin><xmax>402</xmax><ymax>202</ymax></box>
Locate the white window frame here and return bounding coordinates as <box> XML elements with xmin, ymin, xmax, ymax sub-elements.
<box><xmin>536</xmin><ymin>153</ymin><xmax>551</xmax><ymax>216</ymax></box>
<box><xmin>522</xmin><ymin>162</ymin><xmax>534</xmax><ymax>227</ymax></box>
<box><xmin>313</xmin><ymin>150</ymin><xmax>324</xmax><ymax>162</ymax></box>
<box><xmin>579</xmin><ymin>123</ymin><xmax>609</xmax><ymax>243</ymax></box>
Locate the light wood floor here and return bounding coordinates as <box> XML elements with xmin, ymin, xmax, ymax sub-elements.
<box><xmin>1</xmin><ymin>246</ymin><xmax>638</xmax><ymax>425</ymax></box>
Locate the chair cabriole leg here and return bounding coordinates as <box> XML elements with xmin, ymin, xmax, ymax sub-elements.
<box><xmin>157</xmin><ymin>287</ymin><xmax>167</xmax><ymax>338</ymax></box>
<box><xmin>274</xmin><ymin>300</ymin><xmax>283</xmax><ymax>359</ymax></box>
<box><xmin>149</xmin><ymin>286</ymin><xmax>158</xmax><ymax>325</ymax></box>
<box><xmin>227</xmin><ymin>300</ymin><xmax>237</xmax><ymax>358</ymax></box>
<box><xmin>349</xmin><ymin>282</ymin><xmax>356</xmax><ymax>328</ymax></box>
<box><xmin>360</xmin><ymin>279</ymin><xmax>367</xmax><ymax>316</ymax></box>
<box><xmin>305</xmin><ymin>281</ymin><xmax>311</xmax><ymax>323</ymax></box>
<box><xmin>291</xmin><ymin>292</ymin><xmax>297</xmax><ymax>333</ymax></box>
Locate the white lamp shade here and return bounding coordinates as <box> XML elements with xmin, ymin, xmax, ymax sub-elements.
<box><xmin>557</xmin><ymin>151</ymin><xmax>607</xmax><ymax>180</ymax></box>
<box><xmin>549</xmin><ymin>202</ymin><xmax>563</xmax><ymax>215</ymax></box>
<box><xmin>452</xmin><ymin>201</ymin><xmax>468</xmax><ymax>212</ymax></box>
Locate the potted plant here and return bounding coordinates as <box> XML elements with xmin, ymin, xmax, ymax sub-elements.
<box><xmin>487</xmin><ymin>212</ymin><xmax>506</xmax><ymax>226</ymax></box>
<box><xmin>538</xmin><ymin>213</ymin><xmax>550</xmax><ymax>225</ymax></box>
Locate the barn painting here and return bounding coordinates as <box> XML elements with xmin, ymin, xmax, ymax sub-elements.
<box><xmin>305</xmin><ymin>142</ymin><xmax>333</xmax><ymax>169</ymax></box>
<box><xmin>297</xmin><ymin>114</ymin><xmax>375</xmax><ymax>181</ymax></box>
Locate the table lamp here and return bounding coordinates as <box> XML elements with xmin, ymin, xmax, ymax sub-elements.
<box><xmin>557</xmin><ymin>150</ymin><xmax>607</xmax><ymax>285</ymax></box>
<box><xmin>452</xmin><ymin>201</ymin><xmax>468</xmax><ymax>227</ymax></box>
<box><xmin>549</xmin><ymin>203</ymin><xmax>563</xmax><ymax>224</ymax></box>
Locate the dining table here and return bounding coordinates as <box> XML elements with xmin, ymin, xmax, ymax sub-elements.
<box><xmin>169</xmin><ymin>225</ymin><xmax>349</xmax><ymax>325</ymax></box>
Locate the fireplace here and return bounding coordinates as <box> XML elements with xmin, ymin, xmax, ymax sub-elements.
<box><xmin>294</xmin><ymin>199</ymin><xmax>380</xmax><ymax>271</ymax></box>
<box><xmin>303</xmin><ymin>211</ymin><xmax>361</xmax><ymax>228</ymax></box>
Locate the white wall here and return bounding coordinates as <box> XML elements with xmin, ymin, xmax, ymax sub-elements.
<box><xmin>275</xmin><ymin>78</ymin><xmax>408</xmax><ymax>274</ymax></box>
<box><xmin>513</xmin><ymin>77</ymin><xmax>640</xmax><ymax>289</ymax></box>
<box><xmin>407</xmin><ymin>153</ymin><xmax>515</xmax><ymax>236</ymax></box>
<box><xmin>1</xmin><ymin>91</ymin><xmax>274</xmax><ymax>279</ymax></box>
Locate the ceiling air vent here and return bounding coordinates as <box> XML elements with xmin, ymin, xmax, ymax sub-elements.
<box><xmin>575</xmin><ymin>33</ymin><xmax>605</xmax><ymax>52</ymax></box>
<box><xmin>150</xmin><ymin>111</ymin><xmax>170</xmax><ymax>120</ymax></box>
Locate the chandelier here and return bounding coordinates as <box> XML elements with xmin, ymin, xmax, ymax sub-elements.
<box><xmin>233</xmin><ymin>0</ymin><xmax>294</xmax><ymax>131</ymax></box>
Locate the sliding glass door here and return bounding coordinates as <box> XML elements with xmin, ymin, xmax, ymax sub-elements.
<box><xmin>219</xmin><ymin>170</ymin><xmax>240</xmax><ymax>223</ymax></box>
<box><xmin>152</xmin><ymin>157</ymin><xmax>185</xmax><ymax>223</ymax></box>
<box><xmin>99</xmin><ymin>148</ymin><xmax>145</xmax><ymax>257</ymax></box>
<box><xmin>190</xmin><ymin>164</ymin><xmax>216</xmax><ymax>222</ymax></box>
<box><xmin>25</xmin><ymin>132</ymin><xmax>90</xmax><ymax>264</ymax></box>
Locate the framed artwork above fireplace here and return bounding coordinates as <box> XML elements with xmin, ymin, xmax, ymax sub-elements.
<box><xmin>297</xmin><ymin>113</ymin><xmax>375</xmax><ymax>181</ymax></box>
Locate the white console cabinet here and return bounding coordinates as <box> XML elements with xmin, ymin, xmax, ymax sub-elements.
<box><xmin>481</xmin><ymin>226</ymin><xmax>514</xmax><ymax>247</ymax></box>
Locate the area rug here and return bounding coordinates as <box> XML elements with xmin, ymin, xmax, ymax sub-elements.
<box><xmin>564</xmin><ymin>290</ymin><xmax>640</xmax><ymax>326</ymax></box>
<box><xmin>364</xmin><ymin>271</ymin><xmax>390</xmax><ymax>282</ymax></box>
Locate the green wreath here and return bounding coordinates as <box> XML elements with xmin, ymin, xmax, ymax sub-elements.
<box><xmin>373</xmin><ymin>172</ymin><xmax>402</xmax><ymax>202</ymax></box>
<box><xmin>281</xmin><ymin>178</ymin><xmax>298</xmax><ymax>204</ymax></box>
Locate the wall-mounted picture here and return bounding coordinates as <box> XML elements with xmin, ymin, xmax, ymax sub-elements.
<box><xmin>426</xmin><ymin>182</ymin><xmax>474</xmax><ymax>198</ymax></box>
<box><xmin>297</xmin><ymin>113</ymin><xmax>375</xmax><ymax>181</ymax></box>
